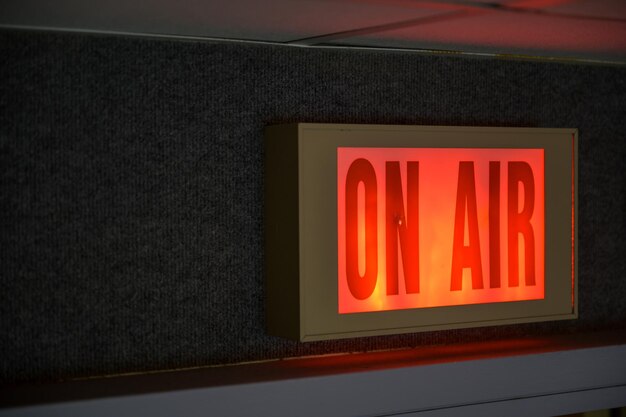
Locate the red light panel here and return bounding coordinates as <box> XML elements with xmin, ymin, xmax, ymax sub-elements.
<box><xmin>338</xmin><ymin>148</ymin><xmax>544</xmax><ymax>314</ymax></box>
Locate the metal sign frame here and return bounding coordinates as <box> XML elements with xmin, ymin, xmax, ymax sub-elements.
<box><xmin>265</xmin><ymin>123</ymin><xmax>577</xmax><ymax>341</ymax></box>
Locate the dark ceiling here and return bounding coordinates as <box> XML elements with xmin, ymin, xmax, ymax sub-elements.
<box><xmin>1</xmin><ymin>0</ymin><xmax>625</xmax><ymax>63</ymax></box>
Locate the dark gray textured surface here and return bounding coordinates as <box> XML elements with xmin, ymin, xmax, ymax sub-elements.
<box><xmin>1</xmin><ymin>30</ymin><xmax>625</xmax><ymax>384</ymax></box>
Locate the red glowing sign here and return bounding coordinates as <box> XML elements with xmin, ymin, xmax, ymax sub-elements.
<box><xmin>338</xmin><ymin>148</ymin><xmax>544</xmax><ymax>314</ymax></box>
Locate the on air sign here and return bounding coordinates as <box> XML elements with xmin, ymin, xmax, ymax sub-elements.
<box><xmin>265</xmin><ymin>124</ymin><xmax>576</xmax><ymax>342</ymax></box>
<box><xmin>338</xmin><ymin>148</ymin><xmax>544</xmax><ymax>314</ymax></box>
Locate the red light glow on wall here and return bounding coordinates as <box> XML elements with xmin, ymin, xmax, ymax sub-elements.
<box><xmin>338</xmin><ymin>148</ymin><xmax>545</xmax><ymax>314</ymax></box>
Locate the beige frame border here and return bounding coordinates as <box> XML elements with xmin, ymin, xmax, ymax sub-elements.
<box><xmin>265</xmin><ymin>123</ymin><xmax>578</xmax><ymax>341</ymax></box>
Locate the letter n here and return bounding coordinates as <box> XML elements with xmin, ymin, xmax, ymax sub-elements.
<box><xmin>386</xmin><ymin>161</ymin><xmax>419</xmax><ymax>295</ymax></box>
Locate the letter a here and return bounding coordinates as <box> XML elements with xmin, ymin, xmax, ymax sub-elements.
<box><xmin>451</xmin><ymin>162</ymin><xmax>484</xmax><ymax>291</ymax></box>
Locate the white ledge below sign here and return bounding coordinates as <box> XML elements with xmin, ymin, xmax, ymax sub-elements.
<box><xmin>0</xmin><ymin>333</ymin><xmax>624</xmax><ymax>417</ymax></box>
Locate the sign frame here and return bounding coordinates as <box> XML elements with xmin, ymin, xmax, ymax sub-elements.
<box><xmin>265</xmin><ymin>123</ymin><xmax>578</xmax><ymax>342</ymax></box>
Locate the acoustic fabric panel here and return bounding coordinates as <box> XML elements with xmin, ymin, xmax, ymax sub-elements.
<box><xmin>0</xmin><ymin>30</ymin><xmax>625</xmax><ymax>383</ymax></box>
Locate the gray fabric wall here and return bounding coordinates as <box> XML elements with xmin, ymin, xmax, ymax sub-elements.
<box><xmin>1</xmin><ymin>30</ymin><xmax>625</xmax><ymax>384</ymax></box>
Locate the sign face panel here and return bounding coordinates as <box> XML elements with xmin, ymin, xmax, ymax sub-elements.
<box><xmin>264</xmin><ymin>124</ymin><xmax>577</xmax><ymax>342</ymax></box>
<box><xmin>337</xmin><ymin>148</ymin><xmax>545</xmax><ymax>314</ymax></box>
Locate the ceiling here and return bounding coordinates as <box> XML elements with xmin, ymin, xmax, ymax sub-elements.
<box><xmin>1</xmin><ymin>0</ymin><xmax>626</xmax><ymax>63</ymax></box>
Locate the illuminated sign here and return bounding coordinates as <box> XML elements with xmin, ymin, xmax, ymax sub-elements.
<box><xmin>338</xmin><ymin>148</ymin><xmax>544</xmax><ymax>314</ymax></box>
<box><xmin>265</xmin><ymin>124</ymin><xmax>577</xmax><ymax>341</ymax></box>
